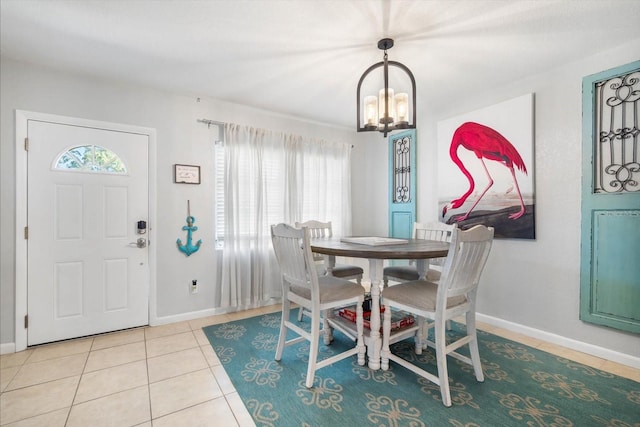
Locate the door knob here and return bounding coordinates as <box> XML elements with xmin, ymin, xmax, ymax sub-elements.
<box><xmin>129</xmin><ymin>238</ymin><xmax>147</xmax><ymax>248</ymax></box>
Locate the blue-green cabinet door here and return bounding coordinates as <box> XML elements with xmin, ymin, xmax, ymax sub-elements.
<box><xmin>388</xmin><ymin>130</ymin><xmax>416</xmax><ymax>238</ymax></box>
<box><xmin>580</xmin><ymin>60</ymin><xmax>640</xmax><ymax>333</ymax></box>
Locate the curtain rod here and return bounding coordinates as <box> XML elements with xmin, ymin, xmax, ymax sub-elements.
<box><xmin>197</xmin><ymin>118</ymin><xmax>225</xmax><ymax>128</ymax></box>
<box><xmin>198</xmin><ymin>118</ymin><xmax>353</xmax><ymax>148</ymax></box>
<box><xmin>198</xmin><ymin>118</ymin><xmax>225</xmax><ymax>142</ymax></box>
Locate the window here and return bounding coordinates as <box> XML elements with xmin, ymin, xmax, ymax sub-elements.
<box><xmin>54</xmin><ymin>145</ymin><xmax>127</xmax><ymax>174</ymax></box>
<box><xmin>213</xmin><ymin>125</ymin><xmax>351</xmax><ymax>249</ymax></box>
<box><xmin>214</xmin><ymin>141</ymin><xmax>225</xmax><ymax>248</ymax></box>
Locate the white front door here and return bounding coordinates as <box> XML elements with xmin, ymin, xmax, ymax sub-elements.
<box><xmin>27</xmin><ymin>120</ymin><xmax>149</xmax><ymax>345</ymax></box>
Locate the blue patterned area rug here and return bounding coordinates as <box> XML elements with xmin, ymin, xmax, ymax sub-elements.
<box><xmin>203</xmin><ymin>311</ymin><xmax>639</xmax><ymax>427</ymax></box>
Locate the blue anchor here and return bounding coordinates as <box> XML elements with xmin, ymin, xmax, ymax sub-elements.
<box><xmin>177</xmin><ymin>201</ymin><xmax>202</xmax><ymax>256</ymax></box>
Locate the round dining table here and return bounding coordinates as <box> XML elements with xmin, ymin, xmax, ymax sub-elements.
<box><xmin>310</xmin><ymin>237</ymin><xmax>450</xmax><ymax>370</ymax></box>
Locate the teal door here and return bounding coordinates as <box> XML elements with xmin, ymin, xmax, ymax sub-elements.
<box><xmin>388</xmin><ymin>130</ymin><xmax>416</xmax><ymax>238</ymax></box>
<box><xmin>580</xmin><ymin>60</ymin><xmax>640</xmax><ymax>333</ymax></box>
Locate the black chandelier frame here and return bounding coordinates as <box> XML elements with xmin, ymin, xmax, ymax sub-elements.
<box><xmin>356</xmin><ymin>38</ymin><xmax>417</xmax><ymax>137</ymax></box>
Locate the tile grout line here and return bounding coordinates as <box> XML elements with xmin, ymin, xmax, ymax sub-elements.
<box><xmin>143</xmin><ymin>327</ymin><xmax>153</xmax><ymax>424</ymax></box>
<box><xmin>195</xmin><ymin>319</ymin><xmax>243</xmax><ymax>426</ymax></box>
<box><xmin>201</xmin><ymin>331</ymin><xmax>244</xmax><ymax>427</ymax></box>
<box><xmin>65</xmin><ymin>337</ymin><xmax>94</xmax><ymax>426</ymax></box>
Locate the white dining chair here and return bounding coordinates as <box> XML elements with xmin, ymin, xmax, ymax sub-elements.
<box><xmin>295</xmin><ymin>220</ymin><xmax>364</xmax><ymax>322</ymax></box>
<box><xmin>296</xmin><ymin>220</ymin><xmax>364</xmax><ymax>283</ymax></box>
<box><xmin>271</xmin><ymin>223</ymin><xmax>366</xmax><ymax>388</ymax></box>
<box><xmin>380</xmin><ymin>224</ymin><xmax>494</xmax><ymax>407</ymax></box>
<box><xmin>383</xmin><ymin>221</ymin><xmax>456</xmax><ymax>287</ymax></box>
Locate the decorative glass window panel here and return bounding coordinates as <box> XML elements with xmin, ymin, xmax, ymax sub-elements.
<box><xmin>393</xmin><ymin>133</ymin><xmax>411</xmax><ymax>203</ymax></box>
<box><xmin>594</xmin><ymin>69</ymin><xmax>640</xmax><ymax>193</ymax></box>
<box><xmin>54</xmin><ymin>145</ymin><xmax>127</xmax><ymax>174</ymax></box>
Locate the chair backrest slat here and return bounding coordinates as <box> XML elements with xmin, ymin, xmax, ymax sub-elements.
<box><xmin>438</xmin><ymin>225</ymin><xmax>494</xmax><ymax>302</ymax></box>
<box><xmin>295</xmin><ymin>220</ymin><xmax>333</xmax><ymax>238</ymax></box>
<box><xmin>271</xmin><ymin>223</ymin><xmax>317</xmax><ymax>291</ymax></box>
<box><xmin>414</xmin><ymin>221</ymin><xmax>456</xmax><ymax>242</ymax></box>
<box><xmin>295</xmin><ymin>220</ymin><xmax>333</xmax><ymax>262</ymax></box>
<box><xmin>412</xmin><ymin>221</ymin><xmax>457</xmax><ymax>267</ymax></box>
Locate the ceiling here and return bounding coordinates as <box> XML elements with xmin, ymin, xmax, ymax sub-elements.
<box><xmin>2</xmin><ymin>0</ymin><xmax>640</xmax><ymax>129</ymax></box>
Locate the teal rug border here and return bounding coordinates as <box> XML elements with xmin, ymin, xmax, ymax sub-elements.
<box><xmin>203</xmin><ymin>311</ymin><xmax>639</xmax><ymax>427</ymax></box>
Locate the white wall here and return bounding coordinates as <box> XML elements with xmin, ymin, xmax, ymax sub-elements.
<box><xmin>352</xmin><ymin>40</ymin><xmax>640</xmax><ymax>364</ymax></box>
<box><xmin>0</xmin><ymin>58</ymin><xmax>354</xmax><ymax>346</ymax></box>
<box><xmin>3</xmin><ymin>38</ymin><xmax>639</xmax><ymax>365</ymax></box>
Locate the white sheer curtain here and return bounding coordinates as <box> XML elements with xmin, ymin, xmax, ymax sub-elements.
<box><xmin>218</xmin><ymin>123</ymin><xmax>352</xmax><ymax>309</ymax></box>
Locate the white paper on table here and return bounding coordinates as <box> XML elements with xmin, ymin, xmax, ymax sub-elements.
<box><xmin>339</xmin><ymin>237</ymin><xmax>409</xmax><ymax>246</ymax></box>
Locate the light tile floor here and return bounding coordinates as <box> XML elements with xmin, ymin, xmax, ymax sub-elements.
<box><xmin>1</xmin><ymin>304</ymin><xmax>638</xmax><ymax>426</ymax></box>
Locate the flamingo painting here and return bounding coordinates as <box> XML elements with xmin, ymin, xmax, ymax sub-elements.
<box><xmin>443</xmin><ymin>121</ymin><xmax>528</xmax><ymax>221</ymax></box>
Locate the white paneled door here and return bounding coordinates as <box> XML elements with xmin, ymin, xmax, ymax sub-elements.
<box><xmin>27</xmin><ymin>120</ymin><xmax>149</xmax><ymax>345</ymax></box>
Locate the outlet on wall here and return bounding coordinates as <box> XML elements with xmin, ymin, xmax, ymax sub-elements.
<box><xmin>191</xmin><ymin>279</ymin><xmax>198</xmax><ymax>294</ymax></box>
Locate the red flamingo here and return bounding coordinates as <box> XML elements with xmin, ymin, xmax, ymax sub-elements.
<box><xmin>442</xmin><ymin>121</ymin><xmax>528</xmax><ymax>221</ymax></box>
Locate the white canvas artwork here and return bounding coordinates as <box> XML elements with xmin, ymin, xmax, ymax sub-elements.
<box><xmin>437</xmin><ymin>93</ymin><xmax>535</xmax><ymax>239</ymax></box>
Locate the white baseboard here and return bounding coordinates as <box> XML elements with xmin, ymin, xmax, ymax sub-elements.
<box><xmin>150</xmin><ymin>299</ymin><xmax>281</xmax><ymax>326</ymax></box>
<box><xmin>477</xmin><ymin>312</ymin><xmax>640</xmax><ymax>370</ymax></box>
<box><xmin>150</xmin><ymin>307</ymin><xmax>224</xmax><ymax>326</ymax></box>
<box><xmin>1</xmin><ymin>342</ymin><xmax>16</xmax><ymax>355</ymax></box>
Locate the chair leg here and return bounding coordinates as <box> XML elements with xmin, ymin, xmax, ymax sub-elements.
<box><xmin>435</xmin><ymin>320</ymin><xmax>452</xmax><ymax>407</ymax></box>
<box><xmin>382</xmin><ymin>276</ymin><xmax>389</xmax><ymax>288</ymax></box>
<box><xmin>414</xmin><ymin>317</ymin><xmax>424</xmax><ymax>355</ymax></box>
<box><xmin>466</xmin><ymin>311</ymin><xmax>484</xmax><ymax>382</ymax></box>
<box><xmin>424</xmin><ymin>320</ymin><xmax>451</xmax><ymax>349</ymax></box>
<box><xmin>275</xmin><ymin>299</ymin><xmax>290</xmax><ymax>361</ymax></box>
<box><xmin>322</xmin><ymin>309</ymin><xmax>333</xmax><ymax>345</ymax></box>
<box><xmin>300</xmin><ymin>307</ymin><xmax>333</xmax><ymax>344</ymax></box>
<box><xmin>306</xmin><ymin>310</ymin><xmax>321</xmax><ymax>388</ymax></box>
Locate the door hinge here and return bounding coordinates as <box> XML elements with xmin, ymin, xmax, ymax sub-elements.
<box><xmin>24</xmin><ymin>137</ymin><xmax>29</xmax><ymax>151</ymax></box>
<box><xmin>24</xmin><ymin>315</ymin><xmax>28</xmax><ymax>329</ymax></box>
<box><xmin>24</xmin><ymin>226</ymin><xmax>28</xmax><ymax>239</ymax></box>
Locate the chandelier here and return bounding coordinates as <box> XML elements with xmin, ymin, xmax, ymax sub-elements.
<box><xmin>357</xmin><ymin>38</ymin><xmax>416</xmax><ymax>137</ymax></box>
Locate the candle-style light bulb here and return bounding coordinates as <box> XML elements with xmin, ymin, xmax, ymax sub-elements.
<box><xmin>395</xmin><ymin>93</ymin><xmax>409</xmax><ymax>127</ymax></box>
<box><xmin>378</xmin><ymin>88</ymin><xmax>395</xmax><ymax>125</ymax></box>
<box><xmin>364</xmin><ymin>95</ymin><xmax>378</xmax><ymax>129</ymax></box>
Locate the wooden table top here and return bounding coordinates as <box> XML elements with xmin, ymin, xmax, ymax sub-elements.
<box><xmin>310</xmin><ymin>237</ymin><xmax>449</xmax><ymax>260</ymax></box>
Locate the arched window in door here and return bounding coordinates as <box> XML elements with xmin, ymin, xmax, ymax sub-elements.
<box><xmin>53</xmin><ymin>144</ymin><xmax>127</xmax><ymax>174</ymax></box>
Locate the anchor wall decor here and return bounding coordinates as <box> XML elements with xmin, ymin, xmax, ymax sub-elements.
<box><xmin>177</xmin><ymin>200</ymin><xmax>202</xmax><ymax>256</ymax></box>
